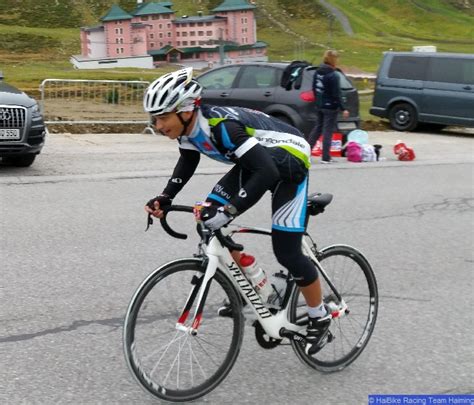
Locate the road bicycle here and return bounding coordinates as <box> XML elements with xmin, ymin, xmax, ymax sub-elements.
<box><xmin>123</xmin><ymin>192</ymin><xmax>378</xmax><ymax>402</ymax></box>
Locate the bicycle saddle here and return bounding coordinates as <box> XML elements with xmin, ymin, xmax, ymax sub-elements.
<box><xmin>307</xmin><ymin>193</ymin><xmax>333</xmax><ymax>216</ymax></box>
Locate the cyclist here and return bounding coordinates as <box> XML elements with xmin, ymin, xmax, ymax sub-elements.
<box><xmin>144</xmin><ymin>68</ymin><xmax>331</xmax><ymax>355</ymax></box>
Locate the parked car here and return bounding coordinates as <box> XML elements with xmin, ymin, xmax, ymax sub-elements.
<box><xmin>370</xmin><ymin>52</ymin><xmax>474</xmax><ymax>131</ymax></box>
<box><xmin>195</xmin><ymin>62</ymin><xmax>360</xmax><ymax>137</ymax></box>
<box><xmin>0</xmin><ymin>71</ymin><xmax>46</xmax><ymax>167</ymax></box>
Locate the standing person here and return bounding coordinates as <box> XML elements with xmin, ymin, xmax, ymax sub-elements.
<box><xmin>308</xmin><ymin>50</ymin><xmax>350</xmax><ymax>163</ymax></box>
<box><xmin>144</xmin><ymin>67</ymin><xmax>332</xmax><ymax>355</ymax></box>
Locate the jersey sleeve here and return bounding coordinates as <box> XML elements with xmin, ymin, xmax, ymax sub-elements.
<box><xmin>162</xmin><ymin>147</ymin><xmax>201</xmax><ymax>199</ymax></box>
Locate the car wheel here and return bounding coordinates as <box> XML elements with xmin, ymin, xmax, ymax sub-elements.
<box><xmin>272</xmin><ymin>114</ymin><xmax>292</xmax><ymax>126</ymax></box>
<box><xmin>389</xmin><ymin>103</ymin><xmax>418</xmax><ymax>131</ymax></box>
<box><xmin>4</xmin><ymin>154</ymin><xmax>37</xmax><ymax>167</ymax></box>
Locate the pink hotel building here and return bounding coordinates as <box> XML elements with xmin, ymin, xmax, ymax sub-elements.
<box><xmin>71</xmin><ymin>0</ymin><xmax>268</xmax><ymax>69</ymax></box>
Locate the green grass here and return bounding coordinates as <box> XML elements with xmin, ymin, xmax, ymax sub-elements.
<box><xmin>0</xmin><ymin>0</ymin><xmax>473</xmax><ymax>91</ymax></box>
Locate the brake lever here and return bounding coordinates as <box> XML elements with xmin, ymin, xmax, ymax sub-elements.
<box><xmin>145</xmin><ymin>213</ymin><xmax>153</xmax><ymax>231</ymax></box>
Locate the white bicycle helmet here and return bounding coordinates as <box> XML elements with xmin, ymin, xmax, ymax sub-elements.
<box><xmin>144</xmin><ymin>67</ymin><xmax>202</xmax><ymax>115</ymax></box>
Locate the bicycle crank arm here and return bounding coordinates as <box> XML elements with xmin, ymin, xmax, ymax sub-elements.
<box><xmin>279</xmin><ymin>328</ymin><xmax>307</xmax><ymax>343</ymax></box>
<box><xmin>279</xmin><ymin>328</ymin><xmax>335</xmax><ymax>345</ymax></box>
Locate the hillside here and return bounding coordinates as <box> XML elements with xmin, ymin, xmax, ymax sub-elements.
<box><xmin>0</xmin><ymin>0</ymin><xmax>473</xmax><ymax>88</ymax></box>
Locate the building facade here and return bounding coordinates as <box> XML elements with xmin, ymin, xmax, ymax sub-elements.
<box><xmin>71</xmin><ymin>0</ymin><xmax>268</xmax><ymax>69</ymax></box>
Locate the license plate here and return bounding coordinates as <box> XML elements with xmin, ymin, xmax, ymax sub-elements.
<box><xmin>0</xmin><ymin>128</ymin><xmax>20</xmax><ymax>140</ymax></box>
<box><xmin>338</xmin><ymin>122</ymin><xmax>357</xmax><ymax>130</ymax></box>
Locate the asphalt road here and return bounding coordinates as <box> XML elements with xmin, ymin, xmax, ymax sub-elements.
<box><xmin>1</xmin><ymin>130</ymin><xmax>473</xmax><ymax>404</ymax></box>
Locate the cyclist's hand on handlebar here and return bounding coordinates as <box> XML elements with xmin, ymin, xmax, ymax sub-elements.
<box><xmin>145</xmin><ymin>194</ymin><xmax>172</xmax><ymax>218</ymax></box>
<box><xmin>201</xmin><ymin>205</ymin><xmax>234</xmax><ymax>230</ymax></box>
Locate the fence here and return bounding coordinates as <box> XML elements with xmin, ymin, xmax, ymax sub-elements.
<box><xmin>39</xmin><ymin>79</ymin><xmax>152</xmax><ymax>129</ymax></box>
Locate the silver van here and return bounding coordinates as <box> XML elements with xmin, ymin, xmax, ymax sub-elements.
<box><xmin>370</xmin><ymin>52</ymin><xmax>474</xmax><ymax>131</ymax></box>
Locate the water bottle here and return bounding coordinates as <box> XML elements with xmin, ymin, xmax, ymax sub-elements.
<box><xmin>239</xmin><ymin>253</ymin><xmax>272</xmax><ymax>302</ymax></box>
<box><xmin>267</xmin><ymin>271</ymin><xmax>288</xmax><ymax>308</ymax></box>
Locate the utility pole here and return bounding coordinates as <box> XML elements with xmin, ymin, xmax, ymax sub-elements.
<box><xmin>219</xmin><ymin>28</ymin><xmax>225</xmax><ymax>65</ymax></box>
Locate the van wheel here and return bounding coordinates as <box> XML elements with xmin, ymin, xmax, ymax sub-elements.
<box><xmin>389</xmin><ymin>103</ymin><xmax>418</xmax><ymax>131</ymax></box>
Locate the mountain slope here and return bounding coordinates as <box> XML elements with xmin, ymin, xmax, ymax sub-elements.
<box><xmin>0</xmin><ymin>0</ymin><xmax>472</xmax><ymax>84</ymax></box>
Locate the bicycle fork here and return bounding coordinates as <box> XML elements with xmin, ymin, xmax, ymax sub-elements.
<box><xmin>175</xmin><ymin>256</ymin><xmax>219</xmax><ymax>336</ymax></box>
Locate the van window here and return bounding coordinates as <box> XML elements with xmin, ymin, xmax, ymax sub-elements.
<box><xmin>427</xmin><ymin>58</ymin><xmax>474</xmax><ymax>85</ymax></box>
<box><xmin>388</xmin><ymin>56</ymin><xmax>428</xmax><ymax>80</ymax></box>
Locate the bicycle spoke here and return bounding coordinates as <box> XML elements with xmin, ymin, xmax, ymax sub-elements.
<box><xmin>290</xmin><ymin>246</ymin><xmax>378</xmax><ymax>371</ymax></box>
<box><xmin>124</xmin><ymin>261</ymin><xmax>244</xmax><ymax>401</ymax></box>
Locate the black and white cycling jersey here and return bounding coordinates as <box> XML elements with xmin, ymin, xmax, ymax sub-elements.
<box><xmin>162</xmin><ymin>104</ymin><xmax>311</xmax><ymax>216</ymax></box>
<box><xmin>179</xmin><ymin>105</ymin><xmax>311</xmax><ymax>168</ymax></box>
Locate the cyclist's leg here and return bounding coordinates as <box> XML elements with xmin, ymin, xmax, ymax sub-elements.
<box><xmin>271</xmin><ymin>179</ymin><xmax>331</xmax><ymax>353</ymax></box>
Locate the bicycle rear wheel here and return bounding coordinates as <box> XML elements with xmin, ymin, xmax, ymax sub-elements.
<box><xmin>123</xmin><ymin>259</ymin><xmax>244</xmax><ymax>402</ymax></box>
<box><xmin>289</xmin><ymin>245</ymin><xmax>378</xmax><ymax>372</ymax></box>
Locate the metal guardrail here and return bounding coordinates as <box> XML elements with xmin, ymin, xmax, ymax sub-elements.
<box><xmin>39</xmin><ymin>79</ymin><xmax>152</xmax><ymax>128</ymax></box>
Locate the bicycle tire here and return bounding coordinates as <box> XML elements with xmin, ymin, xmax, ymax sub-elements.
<box><xmin>289</xmin><ymin>245</ymin><xmax>378</xmax><ymax>372</ymax></box>
<box><xmin>123</xmin><ymin>258</ymin><xmax>245</xmax><ymax>402</ymax></box>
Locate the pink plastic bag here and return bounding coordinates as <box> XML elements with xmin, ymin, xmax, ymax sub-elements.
<box><xmin>346</xmin><ymin>141</ymin><xmax>363</xmax><ymax>162</ymax></box>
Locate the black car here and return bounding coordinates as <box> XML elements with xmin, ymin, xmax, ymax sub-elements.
<box><xmin>0</xmin><ymin>72</ymin><xmax>46</xmax><ymax>167</ymax></box>
<box><xmin>196</xmin><ymin>62</ymin><xmax>360</xmax><ymax>137</ymax></box>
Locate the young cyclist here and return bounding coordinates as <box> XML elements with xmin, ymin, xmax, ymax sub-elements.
<box><xmin>144</xmin><ymin>68</ymin><xmax>331</xmax><ymax>355</ymax></box>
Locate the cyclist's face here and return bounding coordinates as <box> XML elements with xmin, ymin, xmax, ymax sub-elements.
<box><xmin>151</xmin><ymin>111</ymin><xmax>193</xmax><ymax>139</ymax></box>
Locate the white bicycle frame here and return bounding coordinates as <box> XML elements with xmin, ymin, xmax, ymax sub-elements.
<box><xmin>180</xmin><ymin>225</ymin><xmax>348</xmax><ymax>340</ymax></box>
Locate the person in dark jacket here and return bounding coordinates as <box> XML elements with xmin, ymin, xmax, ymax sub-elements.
<box><xmin>308</xmin><ymin>50</ymin><xmax>349</xmax><ymax>163</ymax></box>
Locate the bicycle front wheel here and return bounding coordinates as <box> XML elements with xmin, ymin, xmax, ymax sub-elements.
<box><xmin>289</xmin><ymin>245</ymin><xmax>378</xmax><ymax>372</ymax></box>
<box><xmin>123</xmin><ymin>259</ymin><xmax>244</xmax><ymax>402</ymax></box>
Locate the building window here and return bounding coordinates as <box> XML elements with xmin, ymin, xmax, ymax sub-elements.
<box><xmin>167</xmin><ymin>23</ymin><xmax>171</xmax><ymax>28</ymax></box>
<box><xmin>167</xmin><ymin>32</ymin><xmax>171</xmax><ymax>37</ymax></box>
<box><xmin>160</xmin><ymin>42</ymin><xmax>163</xmax><ymax>47</ymax></box>
<box><xmin>182</xmin><ymin>41</ymin><xmax>188</xmax><ymax>46</ymax></box>
<box><xmin>191</xmin><ymin>41</ymin><xmax>196</xmax><ymax>45</ymax></box>
<box><xmin>121</xmin><ymin>48</ymin><xmax>124</xmax><ymax>53</ymax></box>
<box><xmin>163</xmin><ymin>14</ymin><xmax>170</xmax><ymax>19</ymax></box>
<box><xmin>141</xmin><ymin>16</ymin><xmax>148</xmax><ymax>21</ymax></box>
<box><xmin>159</xmin><ymin>24</ymin><xmax>162</xmax><ymax>29</ymax></box>
<box><xmin>159</xmin><ymin>33</ymin><xmax>163</xmax><ymax>38</ymax></box>
<box><xmin>206</xmin><ymin>22</ymin><xmax>212</xmax><ymax>26</ymax></box>
<box><xmin>190</xmin><ymin>31</ymin><xmax>195</xmax><ymax>36</ymax></box>
<box><xmin>181</xmin><ymin>23</ymin><xmax>187</xmax><ymax>28</ymax></box>
<box><xmin>152</xmin><ymin>15</ymin><xmax>159</xmax><ymax>20</ymax></box>
<box><xmin>116</xmin><ymin>38</ymin><xmax>119</xmax><ymax>44</ymax></box>
<box><xmin>150</xmin><ymin>42</ymin><xmax>155</xmax><ymax>47</ymax></box>
<box><xmin>190</xmin><ymin>23</ymin><xmax>195</xmax><ymax>27</ymax></box>
<box><xmin>115</xmin><ymin>28</ymin><xmax>119</xmax><ymax>34</ymax></box>
<box><xmin>206</xmin><ymin>31</ymin><xmax>212</xmax><ymax>36</ymax></box>
<box><xmin>177</xmin><ymin>41</ymin><xmax>181</xmax><ymax>46</ymax></box>
<box><xmin>198</xmin><ymin>22</ymin><xmax>203</xmax><ymax>27</ymax></box>
<box><xmin>176</xmin><ymin>32</ymin><xmax>180</xmax><ymax>37</ymax></box>
<box><xmin>120</xmin><ymin>28</ymin><xmax>123</xmax><ymax>34</ymax></box>
<box><xmin>120</xmin><ymin>38</ymin><xmax>124</xmax><ymax>44</ymax></box>
<box><xmin>182</xmin><ymin>32</ymin><xmax>187</xmax><ymax>37</ymax></box>
<box><xmin>150</xmin><ymin>33</ymin><xmax>154</xmax><ymax>39</ymax></box>
<box><xmin>198</xmin><ymin>31</ymin><xmax>204</xmax><ymax>36</ymax></box>
<box><xmin>116</xmin><ymin>48</ymin><xmax>120</xmax><ymax>53</ymax></box>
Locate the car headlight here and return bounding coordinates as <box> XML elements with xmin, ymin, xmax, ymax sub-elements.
<box><xmin>31</xmin><ymin>103</ymin><xmax>42</xmax><ymax>119</ymax></box>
